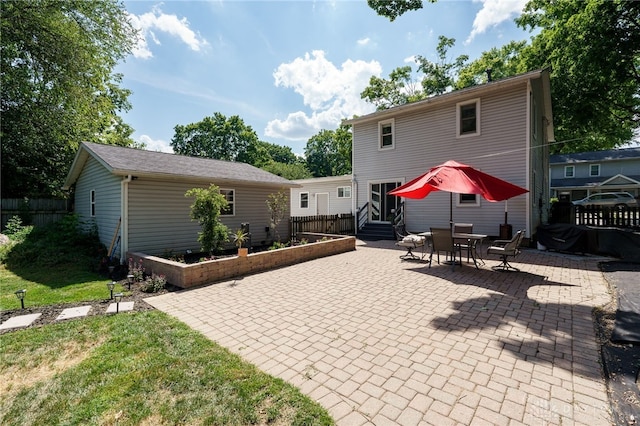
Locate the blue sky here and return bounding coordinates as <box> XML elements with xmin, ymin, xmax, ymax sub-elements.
<box><xmin>118</xmin><ymin>0</ymin><xmax>533</xmax><ymax>155</ymax></box>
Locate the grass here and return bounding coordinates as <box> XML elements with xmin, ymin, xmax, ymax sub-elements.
<box><xmin>1</xmin><ymin>216</ymin><xmax>334</xmax><ymax>425</ymax></box>
<box><xmin>0</xmin><ymin>311</ymin><xmax>333</xmax><ymax>425</ymax></box>
<box><xmin>0</xmin><ymin>265</ymin><xmax>119</xmax><ymax>310</ymax></box>
<box><xmin>1</xmin><ymin>215</ymin><xmax>120</xmax><ymax>310</ymax></box>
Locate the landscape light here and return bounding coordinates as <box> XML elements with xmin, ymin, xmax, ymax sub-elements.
<box><xmin>127</xmin><ymin>274</ymin><xmax>134</xmax><ymax>290</ymax></box>
<box><xmin>15</xmin><ymin>289</ymin><xmax>26</xmax><ymax>309</ymax></box>
<box><xmin>114</xmin><ymin>293</ymin><xmax>124</xmax><ymax>313</ymax></box>
<box><xmin>107</xmin><ymin>281</ymin><xmax>116</xmax><ymax>299</ymax></box>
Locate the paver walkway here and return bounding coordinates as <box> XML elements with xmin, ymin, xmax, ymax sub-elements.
<box><xmin>146</xmin><ymin>240</ymin><xmax>614</xmax><ymax>425</ymax></box>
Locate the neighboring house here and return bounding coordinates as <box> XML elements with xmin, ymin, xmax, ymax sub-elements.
<box><xmin>290</xmin><ymin>175</ymin><xmax>353</xmax><ymax>216</ymax></box>
<box><xmin>550</xmin><ymin>147</ymin><xmax>640</xmax><ymax>202</ymax></box>
<box><xmin>63</xmin><ymin>142</ymin><xmax>299</xmax><ymax>259</ymax></box>
<box><xmin>344</xmin><ymin>69</ymin><xmax>554</xmax><ymax>239</ymax></box>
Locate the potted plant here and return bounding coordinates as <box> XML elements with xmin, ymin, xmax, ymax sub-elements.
<box><xmin>232</xmin><ymin>228</ymin><xmax>249</xmax><ymax>257</ymax></box>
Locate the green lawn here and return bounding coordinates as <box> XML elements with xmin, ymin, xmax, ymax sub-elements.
<box><xmin>0</xmin><ymin>264</ymin><xmax>122</xmax><ymax>310</ymax></box>
<box><xmin>1</xmin><ymin>311</ymin><xmax>332</xmax><ymax>425</ymax></box>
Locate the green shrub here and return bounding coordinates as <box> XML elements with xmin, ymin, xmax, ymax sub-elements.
<box><xmin>141</xmin><ymin>273</ymin><xmax>166</xmax><ymax>293</ymax></box>
<box><xmin>4</xmin><ymin>216</ymin><xmax>33</xmax><ymax>241</ymax></box>
<box><xmin>2</xmin><ymin>214</ymin><xmax>106</xmax><ymax>269</ymax></box>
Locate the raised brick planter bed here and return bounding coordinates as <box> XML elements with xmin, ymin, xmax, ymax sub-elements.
<box><xmin>127</xmin><ymin>233</ymin><xmax>356</xmax><ymax>289</ymax></box>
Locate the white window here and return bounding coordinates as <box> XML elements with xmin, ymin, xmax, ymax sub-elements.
<box><xmin>456</xmin><ymin>99</ymin><xmax>481</xmax><ymax>137</ymax></box>
<box><xmin>337</xmin><ymin>186</ymin><xmax>351</xmax><ymax>198</ymax></box>
<box><xmin>300</xmin><ymin>192</ymin><xmax>309</xmax><ymax>209</ymax></box>
<box><xmin>564</xmin><ymin>166</ymin><xmax>575</xmax><ymax>178</ymax></box>
<box><xmin>457</xmin><ymin>193</ymin><xmax>480</xmax><ymax>207</ymax></box>
<box><xmin>378</xmin><ymin>119</ymin><xmax>395</xmax><ymax>150</ymax></box>
<box><xmin>220</xmin><ymin>189</ymin><xmax>235</xmax><ymax>216</ymax></box>
<box><xmin>90</xmin><ymin>189</ymin><xmax>96</xmax><ymax>217</ymax></box>
<box><xmin>590</xmin><ymin>164</ymin><xmax>600</xmax><ymax>177</ymax></box>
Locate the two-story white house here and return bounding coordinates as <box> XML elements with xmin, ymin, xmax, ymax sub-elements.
<box><xmin>344</xmin><ymin>69</ymin><xmax>554</xmax><ymax>240</ymax></box>
<box><xmin>550</xmin><ymin>147</ymin><xmax>640</xmax><ymax>202</ymax></box>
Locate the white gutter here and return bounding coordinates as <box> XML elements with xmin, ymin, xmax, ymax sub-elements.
<box><xmin>120</xmin><ymin>175</ymin><xmax>133</xmax><ymax>263</ymax></box>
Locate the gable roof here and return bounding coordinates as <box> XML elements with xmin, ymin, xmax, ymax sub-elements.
<box><xmin>550</xmin><ymin>147</ymin><xmax>640</xmax><ymax>164</ymax></box>
<box><xmin>63</xmin><ymin>142</ymin><xmax>300</xmax><ymax>190</ymax></box>
<box><xmin>343</xmin><ymin>69</ymin><xmax>552</xmax><ymax>127</ymax></box>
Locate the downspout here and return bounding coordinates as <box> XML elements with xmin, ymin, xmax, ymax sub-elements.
<box><xmin>120</xmin><ymin>175</ymin><xmax>132</xmax><ymax>263</ymax></box>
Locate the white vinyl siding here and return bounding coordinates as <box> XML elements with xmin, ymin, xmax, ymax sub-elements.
<box><xmin>290</xmin><ymin>176</ymin><xmax>353</xmax><ymax>216</ymax></box>
<box><xmin>352</xmin><ymin>83</ymin><xmax>529</xmax><ymax>236</ymax></box>
<box><xmin>74</xmin><ymin>156</ymin><xmax>122</xmax><ymax>251</ymax></box>
<box><xmin>128</xmin><ymin>180</ymin><xmax>289</xmax><ymax>255</ymax></box>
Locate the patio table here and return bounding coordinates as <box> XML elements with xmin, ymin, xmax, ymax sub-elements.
<box><xmin>452</xmin><ymin>233</ymin><xmax>487</xmax><ymax>269</ymax></box>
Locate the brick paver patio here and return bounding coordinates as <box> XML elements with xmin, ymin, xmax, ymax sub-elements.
<box><xmin>145</xmin><ymin>240</ymin><xmax>613</xmax><ymax>425</ymax></box>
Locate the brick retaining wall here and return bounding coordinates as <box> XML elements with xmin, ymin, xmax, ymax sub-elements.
<box><xmin>128</xmin><ymin>234</ymin><xmax>356</xmax><ymax>288</ymax></box>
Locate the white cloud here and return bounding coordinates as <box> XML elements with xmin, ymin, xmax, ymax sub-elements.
<box><xmin>466</xmin><ymin>0</ymin><xmax>528</xmax><ymax>43</ymax></box>
<box><xmin>140</xmin><ymin>135</ymin><xmax>174</xmax><ymax>153</ymax></box>
<box><xmin>128</xmin><ymin>5</ymin><xmax>208</xmax><ymax>59</ymax></box>
<box><xmin>267</xmin><ymin>50</ymin><xmax>379</xmax><ymax>141</ymax></box>
<box><xmin>357</xmin><ymin>37</ymin><xmax>370</xmax><ymax>46</ymax></box>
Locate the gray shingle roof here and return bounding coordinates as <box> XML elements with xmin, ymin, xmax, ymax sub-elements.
<box><xmin>64</xmin><ymin>142</ymin><xmax>298</xmax><ymax>189</ymax></box>
<box><xmin>550</xmin><ymin>147</ymin><xmax>640</xmax><ymax>164</ymax></box>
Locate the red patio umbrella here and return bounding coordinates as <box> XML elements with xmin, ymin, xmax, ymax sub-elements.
<box><xmin>388</xmin><ymin>160</ymin><xmax>528</xmax><ymax>226</ymax></box>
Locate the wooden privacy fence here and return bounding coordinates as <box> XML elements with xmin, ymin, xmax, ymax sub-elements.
<box><xmin>574</xmin><ymin>205</ymin><xmax>640</xmax><ymax>229</ymax></box>
<box><xmin>290</xmin><ymin>213</ymin><xmax>354</xmax><ymax>239</ymax></box>
<box><xmin>1</xmin><ymin>198</ymin><xmax>70</xmax><ymax>230</ymax></box>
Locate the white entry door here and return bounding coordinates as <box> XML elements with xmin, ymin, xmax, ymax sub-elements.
<box><xmin>316</xmin><ymin>193</ymin><xmax>329</xmax><ymax>215</ymax></box>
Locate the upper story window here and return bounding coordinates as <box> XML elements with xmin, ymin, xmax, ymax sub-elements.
<box><xmin>300</xmin><ymin>192</ymin><xmax>309</xmax><ymax>209</ymax></box>
<box><xmin>590</xmin><ymin>164</ymin><xmax>600</xmax><ymax>177</ymax></box>
<box><xmin>90</xmin><ymin>189</ymin><xmax>96</xmax><ymax>217</ymax></box>
<box><xmin>457</xmin><ymin>99</ymin><xmax>480</xmax><ymax>137</ymax></box>
<box><xmin>564</xmin><ymin>165</ymin><xmax>575</xmax><ymax>178</ymax></box>
<box><xmin>379</xmin><ymin>119</ymin><xmax>395</xmax><ymax>150</ymax></box>
<box><xmin>220</xmin><ymin>189</ymin><xmax>235</xmax><ymax>216</ymax></box>
<box><xmin>337</xmin><ymin>186</ymin><xmax>351</xmax><ymax>198</ymax></box>
<box><xmin>457</xmin><ymin>193</ymin><xmax>480</xmax><ymax>207</ymax></box>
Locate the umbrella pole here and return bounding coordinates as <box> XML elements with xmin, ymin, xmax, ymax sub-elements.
<box><xmin>450</xmin><ymin>192</ymin><xmax>453</xmax><ymax>230</ymax></box>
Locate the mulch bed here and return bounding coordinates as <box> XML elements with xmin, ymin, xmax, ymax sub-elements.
<box><xmin>0</xmin><ymin>279</ymin><xmax>179</xmax><ymax>335</ymax></box>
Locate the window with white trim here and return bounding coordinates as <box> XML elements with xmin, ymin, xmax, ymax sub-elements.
<box><xmin>456</xmin><ymin>99</ymin><xmax>480</xmax><ymax>137</ymax></box>
<box><xmin>564</xmin><ymin>166</ymin><xmax>575</xmax><ymax>178</ymax></box>
<box><xmin>220</xmin><ymin>189</ymin><xmax>235</xmax><ymax>216</ymax></box>
<box><xmin>337</xmin><ymin>186</ymin><xmax>351</xmax><ymax>198</ymax></box>
<box><xmin>378</xmin><ymin>119</ymin><xmax>394</xmax><ymax>150</ymax></box>
<box><xmin>457</xmin><ymin>193</ymin><xmax>480</xmax><ymax>207</ymax></box>
<box><xmin>589</xmin><ymin>164</ymin><xmax>600</xmax><ymax>177</ymax></box>
<box><xmin>300</xmin><ymin>192</ymin><xmax>309</xmax><ymax>209</ymax></box>
<box><xmin>90</xmin><ymin>189</ymin><xmax>96</xmax><ymax>217</ymax></box>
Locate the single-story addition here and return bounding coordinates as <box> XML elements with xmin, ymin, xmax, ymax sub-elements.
<box><xmin>290</xmin><ymin>174</ymin><xmax>353</xmax><ymax>216</ymax></box>
<box><xmin>63</xmin><ymin>142</ymin><xmax>300</xmax><ymax>260</ymax></box>
<box><xmin>344</xmin><ymin>69</ymin><xmax>555</xmax><ymax>240</ymax></box>
<box><xmin>550</xmin><ymin>147</ymin><xmax>640</xmax><ymax>202</ymax></box>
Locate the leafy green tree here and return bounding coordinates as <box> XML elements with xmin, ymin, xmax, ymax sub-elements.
<box><xmin>171</xmin><ymin>113</ymin><xmax>259</xmax><ymax>161</ymax></box>
<box><xmin>185</xmin><ymin>185</ymin><xmax>230</xmax><ymax>255</ymax></box>
<box><xmin>304</xmin><ymin>125</ymin><xmax>352</xmax><ymax>177</ymax></box>
<box><xmin>239</xmin><ymin>140</ymin><xmax>298</xmax><ymax>168</ymax></box>
<box><xmin>261</xmin><ymin>161</ymin><xmax>313</xmax><ymax>180</ymax></box>
<box><xmin>517</xmin><ymin>0</ymin><xmax>640</xmax><ymax>152</ymax></box>
<box><xmin>415</xmin><ymin>36</ymin><xmax>468</xmax><ymax>96</ymax></box>
<box><xmin>367</xmin><ymin>0</ymin><xmax>433</xmax><ymax>21</ymax></box>
<box><xmin>456</xmin><ymin>41</ymin><xmax>528</xmax><ymax>89</ymax></box>
<box><xmin>361</xmin><ymin>66</ymin><xmax>426</xmax><ymax>110</ymax></box>
<box><xmin>266</xmin><ymin>190</ymin><xmax>288</xmax><ymax>242</ymax></box>
<box><xmin>361</xmin><ymin>36</ymin><xmax>467</xmax><ymax>109</ymax></box>
<box><xmin>1</xmin><ymin>0</ymin><xmax>137</xmax><ymax>198</ymax></box>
